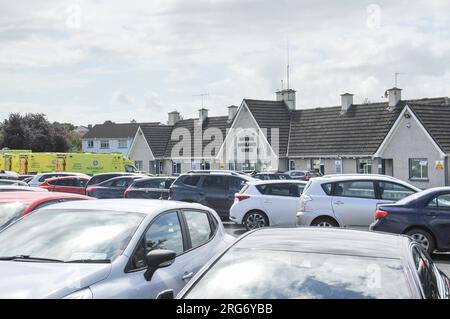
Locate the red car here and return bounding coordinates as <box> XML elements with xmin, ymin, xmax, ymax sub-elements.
<box><xmin>38</xmin><ymin>176</ymin><xmax>91</xmax><ymax>195</ymax></box>
<box><xmin>0</xmin><ymin>191</ymin><xmax>92</xmax><ymax>230</ymax></box>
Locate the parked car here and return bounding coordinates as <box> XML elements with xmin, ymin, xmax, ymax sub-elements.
<box><xmin>0</xmin><ymin>171</ymin><xmax>20</xmax><ymax>180</ymax></box>
<box><xmin>176</xmin><ymin>228</ymin><xmax>450</xmax><ymax>299</ymax></box>
<box><xmin>370</xmin><ymin>187</ymin><xmax>450</xmax><ymax>254</ymax></box>
<box><xmin>0</xmin><ymin>186</ymin><xmax>48</xmax><ymax>193</ymax></box>
<box><xmin>85</xmin><ymin>172</ymin><xmax>141</xmax><ymax>191</ymax></box>
<box><xmin>86</xmin><ymin>176</ymin><xmax>146</xmax><ymax>198</ymax></box>
<box><xmin>0</xmin><ymin>179</ymin><xmax>28</xmax><ymax>186</ymax></box>
<box><xmin>169</xmin><ymin>171</ymin><xmax>254</xmax><ymax>219</ymax></box>
<box><xmin>38</xmin><ymin>176</ymin><xmax>91</xmax><ymax>195</ymax></box>
<box><xmin>286</xmin><ymin>170</ymin><xmax>322</xmax><ymax>181</ymax></box>
<box><xmin>0</xmin><ymin>199</ymin><xmax>233</xmax><ymax>299</ymax></box>
<box><xmin>0</xmin><ymin>192</ymin><xmax>91</xmax><ymax>231</ymax></box>
<box><xmin>230</xmin><ymin>180</ymin><xmax>307</xmax><ymax>230</ymax></box>
<box><xmin>28</xmin><ymin>172</ymin><xmax>89</xmax><ymax>187</ymax></box>
<box><xmin>297</xmin><ymin>175</ymin><xmax>420</xmax><ymax>229</ymax></box>
<box><xmin>125</xmin><ymin>177</ymin><xmax>176</xmax><ymax>200</ymax></box>
<box><xmin>253</xmin><ymin>172</ymin><xmax>292</xmax><ymax>180</ymax></box>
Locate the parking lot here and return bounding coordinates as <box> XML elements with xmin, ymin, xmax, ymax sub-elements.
<box><xmin>223</xmin><ymin>222</ymin><xmax>450</xmax><ymax>278</ymax></box>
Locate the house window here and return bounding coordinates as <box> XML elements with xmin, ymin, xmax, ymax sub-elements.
<box><xmin>87</xmin><ymin>140</ymin><xmax>94</xmax><ymax>149</ymax></box>
<box><xmin>173</xmin><ymin>162</ymin><xmax>181</xmax><ymax>175</ymax></box>
<box><xmin>100</xmin><ymin>140</ymin><xmax>110</xmax><ymax>149</ymax></box>
<box><xmin>409</xmin><ymin>159</ymin><xmax>428</xmax><ymax>180</ymax></box>
<box><xmin>289</xmin><ymin>160</ymin><xmax>296</xmax><ymax>171</ymax></box>
<box><xmin>135</xmin><ymin>161</ymin><xmax>144</xmax><ymax>171</ymax></box>
<box><xmin>358</xmin><ymin>159</ymin><xmax>373</xmax><ymax>174</ymax></box>
<box><xmin>201</xmin><ymin>161</ymin><xmax>211</xmax><ymax>170</ymax></box>
<box><xmin>118</xmin><ymin>140</ymin><xmax>127</xmax><ymax>149</ymax></box>
<box><xmin>311</xmin><ymin>159</ymin><xmax>324</xmax><ymax>175</ymax></box>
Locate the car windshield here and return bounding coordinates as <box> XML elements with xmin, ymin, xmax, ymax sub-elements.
<box><xmin>0</xmin><ymin>202</ymin><xmax>27</xmax><ymax>230</ymax></box>
<box><xmin>0</xmin><ymin>209</ymin><xmax>145</xmax><ymax>263</ymax></box>
<box><xmin>184</xmin><ymin>249</ymin><xmax>411</xmax><ymax>299</ymax></box>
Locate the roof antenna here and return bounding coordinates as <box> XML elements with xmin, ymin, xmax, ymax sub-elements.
<box><xmin>395</xmin><ymin>72</ymin><xmax>402</xmax><ymax>87</ymax></box>
<box><xmin>193</xmin><ymin>93</ymin><xmax>209</xmax><ymax>108</ymax></box>
<box><xmin>287</xmin><ymin>39</ymin><xmax>291</xmax><ymax>90</ymax></box>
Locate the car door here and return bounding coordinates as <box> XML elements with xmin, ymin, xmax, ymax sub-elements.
<box><xmin>109</xmin><ymin>178</ymin><xmax>133</xmax><ymax>198</ymax></box>
<box><xmin>226</xmin><ymin>176</ymin><xmax>248</xmax><ymax>211</ymax></box>
<box><xmin>121</xmin><ymin>211</ymin><xmax>197</xmax><ymax>298</ymax></box>
<box><xmin>423</xmin><ymin>193</ymin><xmax>450</xmax><ymax>249</ymax></box>
<box><xmin>201</xmin><ymin>175</ymin><xmax>229</xmax><ymax>214</ymax></box>
<box><xmin>54</xmin><ymin>178</ymin><xmax>76</xmax><ymax>193</ymax></box>
<box><xmin>331</xmin><ymin>180</ymin><xmax>377</xmax><ymax>228</ymax></box>
<box><xmin>260</xmin><ymin>183</ymin><xmax>300</xmax><ymax>227</ymax></box>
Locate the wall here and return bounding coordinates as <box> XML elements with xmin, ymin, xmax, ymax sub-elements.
<box><xmin>128</xmin><ymin>131</ymin><xmax>154</xmax><ymax>173</ymax></box>
<box><xmin>380</xmin><ymin>112</ymin><xmax>446</xmax><ymax>188</ymax></box>
<box><xmin>81</xmin><ymin>138</ymin><xmax>132</xmax><ymax>156</ymax></box>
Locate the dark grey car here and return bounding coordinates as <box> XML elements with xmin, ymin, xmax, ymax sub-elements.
<box><xmin>125</xmin><ymin>177</ymin><xmax>176</xmax><ymax>200</ymax></box>
<box><xmin>176</xmin><ymin>228</ymin><xmax>450</xmax><ymax>299</ymax></box>
<box><xmin>169</xmin><ymin>172</ymin><xmax>254</xmax><ymax>219</ymax></box>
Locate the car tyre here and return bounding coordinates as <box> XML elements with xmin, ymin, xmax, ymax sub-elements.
<box><xmin>243</xmin><ymin>210</ymin><xmax>269</xmax><ymax>231</ymax></box>
<box><xmin>405</xmin><ymin>228</ymin><xmax>435</xmax><ymax>254</ymax></box>
<box><xmin>311</xmin><ymin>216</ymin><xmax>339</xmax><ymax>228</ymax></box>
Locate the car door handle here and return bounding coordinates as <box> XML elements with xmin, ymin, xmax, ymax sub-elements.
<box><xmin>199</xmin><ymin>192</ymin><xmax>205</xmax><ymax>196</ymax></box>
<box><xmin>334</xmin><ymin>201</ymin><xmax>344</xmax><ymax>205</ymax></box>
<box><xmin>182</xmin><ymin>272</ymin><xmax>194</xmax><ymax>281</ymax></box>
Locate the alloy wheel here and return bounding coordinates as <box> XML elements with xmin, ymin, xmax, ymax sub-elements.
<box><xmin>411</xmin><ymin>233</ymin><xmax>430</xmax><ymax>250</ymax></box>
<box><xmin>245</xmin><ymin>213</ymin><xmax>267</xmax><ymax>230</ymax></box>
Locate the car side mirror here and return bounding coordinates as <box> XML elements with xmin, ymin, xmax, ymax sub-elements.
<box><xmin>156</xmin><ymin>289</ymin><xmax>175</xmax><ymax>299</ymax></box>
<box><xmin>144</xmin><ymin>249</ymin><xmax>176</xmax><ymax>281</ymax></box>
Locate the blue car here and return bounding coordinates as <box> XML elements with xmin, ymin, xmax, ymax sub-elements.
<box><xmin>370</xmin><ymin>187</ymin><xmax>450</xmax><ymax>254</ymax></box>
<box><xmin>86</xmin><ymin>176</ymin><xmax>145</xmax><ymax>198</ymax></box>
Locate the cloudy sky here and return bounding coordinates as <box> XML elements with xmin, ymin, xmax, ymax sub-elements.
<box><xmin>1</xmin><ymin>0</ymin><xmax>450</xmax><ymax>125</ymax></box>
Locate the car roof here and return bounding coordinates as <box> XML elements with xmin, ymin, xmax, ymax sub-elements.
<box><xmin>45</xmin><ymin>176</ymin><xmax>90</xmax><ymax>182</ymax></box>
<box><xmin>99</xmin><ymin>175</ymin><xmax>146</xmax><ymax>183</ymax></box>
<box><xmin>183</xmin><ymin>171</ymin><xmax>254</xmax><ymax>181</ymax></box>
<box><xmin>92</xmin><ymin>172</ymin><xmax>136</xmax><ymax>177</ymax></box>
<box><xmin>43</xmin><ymin>199</ymin><xmax>213</xmax><ymax>216</ymax></box>
<box><xmin>0</xmin><ymin>191</ymin><xmax>91</xmax><ymax>204</ymax></box>
<box><xmin>248</xmin><ymin>180</ymin><xmax>307</xmax><ymax>186</ymax></box>
<box><xmin>234</xmin><ymin>228</ymin><xmax>410</xmax><ymax>259</ymax></box>
<box><xmin>312</xmin><ymin>174</ymin><xmax>419</xmax><ymax>187</ymax></box>
<box><xmin>133</xmin><ymin>176</ymin><xmax>176</xmax><ymax>181</ymax></box>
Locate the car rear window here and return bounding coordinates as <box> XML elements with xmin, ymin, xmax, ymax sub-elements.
<box><xmin>183</xmin><ymin>175</ymin><xmax>201</xmax><ymax>186</ymax></box>
<box><xmin>321</xmin><ymin>183</ymin><xmax>332</xmax><ymax>195</ymax></box>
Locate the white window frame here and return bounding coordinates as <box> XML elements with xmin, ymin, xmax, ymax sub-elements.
<box><xmin>358</xmin><ymin>159</ymin><xmax>373</xmax><ymax>174</ymax></box>
<box><xmin>118</xmin><ymin>139</ymin><xmax>128</xmax><ymax>149</ymax></box>
<box><xmin>87</xmin><ymin>140</ymin><xmax>94</xmax><ymax>149</ymax></box>
<box><xmin>100</xmin><ymin>140</ymin><xmax>110</xmax><ymax>149</ymax></box>
<box><xmin>409</xmin><ymin>158</ymin><xmax>428</xmax><ymax>181</ymax></box>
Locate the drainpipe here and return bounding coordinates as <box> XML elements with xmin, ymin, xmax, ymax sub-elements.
<box><xmin>445</xmin><ymin>156</ymin><xmax>449</xmax><ymax>186</ymax></box>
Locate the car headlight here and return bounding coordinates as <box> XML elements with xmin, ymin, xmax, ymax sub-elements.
<box><xmin>63</xmin><ymin>288</ymin><xmax>93</xmax><ymax>299</ymax></box>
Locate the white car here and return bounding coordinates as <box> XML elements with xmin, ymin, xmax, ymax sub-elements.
<box><xmin>28</xmin><ymin>172</ymin><xmax>89</xmax><ymax>187</ymax></box>
<box><xmin>230</xmin><ymin>180</ymin><xmax>307</xmax><ymax>230</ymax></box>
<box><xmin>297</xmin><ymin>174</ymin><xmax>421</xmax><ymax>229</ymax></box>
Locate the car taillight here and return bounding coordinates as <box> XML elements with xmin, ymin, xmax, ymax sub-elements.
<box><xmin>86</xmin><ymin>187</ymin><xmax>96</xmax><ymax>194</ymax></box>
<box><xmin>235</xmin><ymin>194</ymin><xmax>251</xmax><ymax>202</ymax></box>
<box><xmin>374</xmin><ymin>209</ymin><xmax>389</xmax><ymax>220</ymax></box>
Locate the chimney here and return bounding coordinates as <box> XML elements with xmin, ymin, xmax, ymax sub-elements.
<box><xmin>340</xmin><ymin>93</ymin><xmax>354</xmax><ymax>113</ymax></box>
<box><xmin>276</xmin><ymin>89</ymin><xmax>296</xmax><ymax>111</ymax></box>
<box><xmin>228</xmin><ymin>105</ymin><xmax>238</xmax><ymax>121</ymax></box>
<box><xmin>388</xmin><ymin>87</ymin><xmax>402</xmax><ymax>109</ymax></box>
<box><xmin>198</xmin><ymin>108</ymin><xmax>208</xmax><ymax>122</ymax></box>
<box><xmin>168</xmin><ymin>111</ymin><xmax>181</xmax><ymax>126</ymax></box>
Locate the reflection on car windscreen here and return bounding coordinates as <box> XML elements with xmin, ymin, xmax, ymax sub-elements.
<box><xmin>185</xmin><ymin>249</ymin><xmax>411</xmax><ymax>299</ymax></box>
<box><xmin>0</xmin><ymin>202</ymin><xmax>27</xmax><ymax>230</ymax></box>
<box><xmin>0</xmin><ymin>209</ymin><xmax>145</xmax><ymax>263</ymax></box>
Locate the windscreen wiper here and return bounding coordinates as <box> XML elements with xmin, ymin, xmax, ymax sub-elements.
<box><xmin>65</xmin><ymin>259</ymin><xmax>111</xmax><ymax>264</ymax></box>
<box><xmin>0</xmin><ymin>255</ymin><xmax>64</xmax><ymax>263</ymax></box>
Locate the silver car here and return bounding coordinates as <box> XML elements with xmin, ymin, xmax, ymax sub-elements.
<box><xmin>297</xmin><ymin>174</ymin><xmax>421</xmax><ymax>229</ymax></box>
<box><xmin>0</xmin><ymin>199</ymin><xmax>233</xmax><ymax>299</ymax></box>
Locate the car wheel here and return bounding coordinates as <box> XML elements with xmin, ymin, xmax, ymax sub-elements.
<box><xmin>311</xmin><ymin>217</ymin><xmax>339</xmax><ymax>228</ymax></box>
<box><xmin>406</xmin><ymin>228</ymin><xmax>435</xmax><ymax>254</ymax></box>
<box><xmin>243</xmin><ymin>211</ymin><xmax>269</xmax><ymax>231</ymax></box>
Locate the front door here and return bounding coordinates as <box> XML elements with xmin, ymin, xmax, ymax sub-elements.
<box><xmin>261</xmin><ymin>183</ymin><xmax>300</xmax><ymax>226</ymax></box>
<box><xmin>424</xmin><ymin>193</ymin><xmax>450</xmax><ymax>249</ymax></box>
<box><xmin>201</xmin><ymin>175</ymin><xmax>229</xmax><ymax>215</ymax></box>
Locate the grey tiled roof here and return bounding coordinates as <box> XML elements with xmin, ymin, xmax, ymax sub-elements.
<box><xmin>163</xmin><ymin>116</ymin><xmax>230</xmax><ymax>159</ymax></box>
<box><xmin>287</xmin><ymin>97</ymin><xmax>449</xmax><ymax>158</ymax></box>
<box><xmin>409</xmin><ymin>102</ymin><xmax>450</xmax><ymax>153</ymax></box>
<box><xmin>83</xmin><ymin>122</ymin><xmax>158</xmax><ymax>139</ymax></box>
<box><xmin>140</xmin><ymin>124</ymin><xmax>174</xmax><ymax>158</ymax></box>
<box><xmin>244</xmin><ymin>99</ymin><xmax>291</xmax><ymax>158</ymax></box>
